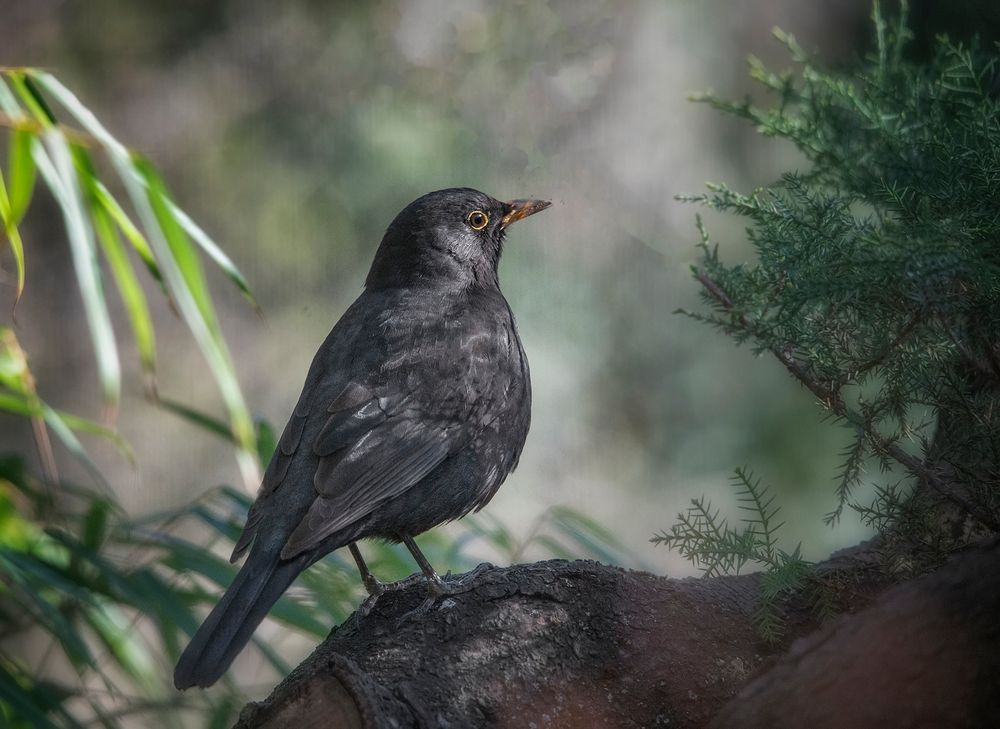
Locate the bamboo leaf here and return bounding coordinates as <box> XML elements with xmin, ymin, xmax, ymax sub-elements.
<box><xmin>29</xmin><ymin>71</ymin><xmax>256</xmax><ymax>304</ymax></box>
<box><xmin>137</xmin><ymin>160</ymin><xmax>216</xmax><ymax>327</ymax></box>
<box><xmin>0</xmin><ymin>663</ymin><xmax>71</xmax><ymax>729</ymax></box>
<box><xmin>7</xmin><ymin>73</ymin><xmax>55</xmax><ymax>125</ymax></box>
<box><xmin>83</xmin><ymin>599</ymin><xmax>157</xmax><ymax>687</ymax></box>
<box><xmin>255</xmin><ymin>418</ymin><xmax>277</xmax><ymax>464</ymax></box>
<box><xmin>157</xmin><ymin>397</ymin><xmax>232</xmax><ymax>441</ymax></box>
<box><xmin>29</xmin><ymin>70</ymin><xmax>260</xmax><ymax>490</ymax></box>
<box><xmin>0</xmin><ymin>170</ymin><xmax>26</xmax><ymax>302</ymax></box>
<box><xmin>168</xmin><ymin>203</ymin><xmax>258</xmax><ymax>309</ymax></box>
<box><xmin>0</xmin><ymin>75</ymin><xmax>22</xmax><ymax>115</ymax></box>
<box><xmin>40</xmin><ymin>405</ymin><xmax>111</xmax><ymax>489</ymax></box>
<box><xmin>77</xmin><ymin>149</ymin><xmax>157</xmax><ymax>379</ymax></box>
<box><xmin>37</xmin><ymin>129</ymin><xmax>121</xmax><ymax>417</ymax></box>
<box><xmin>7</xmin><ymin>129</ymin><xmax>37</xmax><ymax>225</ymax></box>
<box><xmin>90</xmin><ymin>180</ymin><xmax>161</xmax><ymax>282</ymax></box>
<box><xmin>0</xmin><ymin>389</ymin><xmax>131</xmax><ymax>467</ymax></box>
<box><xmin>132</xmin><ymin>156</ymin><xmax>258</xmax><ymax>488</ymax></box>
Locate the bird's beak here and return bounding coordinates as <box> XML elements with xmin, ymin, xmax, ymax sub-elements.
<box><xmin>501</xmin><ymin>199</ymin><xmax>552</xmax><ymax>228</ymax></box>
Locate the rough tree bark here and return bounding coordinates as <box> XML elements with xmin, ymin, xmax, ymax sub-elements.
<box><xmin>230</xmin><ymin>537</ymin><xmax>1000</xmax><ymax>729</ymax></box>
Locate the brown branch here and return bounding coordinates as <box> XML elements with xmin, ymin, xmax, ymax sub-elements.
<box><xmin>710</xmin><ymin>538</ymin><xmax>1000</xmax><ymax>729</ymax></box>
<box><xmin>234</xmin><ymin>538</ymin><xmax>1000</xmax><ymax>728</ymax></box>
<box><xmin>234</xmin><ymin>554</ymin><xmax>893</xmax><ymax>729</ymax></box>
<box><xmin>693</xmin><ymin>270</ymin><xmax>1000</xmax><ymax>532</ymax></box>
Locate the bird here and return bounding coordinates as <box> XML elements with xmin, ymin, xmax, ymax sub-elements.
<box><xmin>173</xmin><ymin>187</ymin><xmax>549</xmax><ymax>689</ymax></box>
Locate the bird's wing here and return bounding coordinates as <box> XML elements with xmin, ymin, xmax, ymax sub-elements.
<box><xmin>229</xmin><ymin>402</ymin><xmax>310</xmax><ymax>562</ymax></box>
<box><xmin>278</xmin><ymin>380</ymin><xmax>462</xmax><ymax>559</ymax></box>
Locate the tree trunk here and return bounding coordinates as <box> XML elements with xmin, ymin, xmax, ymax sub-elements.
<box><xmin>231</xmin><ymin>534</ymin><xmax>1000</xmax><ymax>729</ymax></box>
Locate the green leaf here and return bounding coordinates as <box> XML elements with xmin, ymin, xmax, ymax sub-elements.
<box><xmin>0</xmin><ymin>663</ymin><xmax>71</xmax><ymax>729</ymax></box>
<box><xmin>256</xmin><ymin>418</ymin><xmax>277</xmax><ymax>464</ymax></box>
<box><xmin>81</xmin><ymin>498</ymin><xmax>112</xmax><ymax>551</ymax></box>
<box><xmin>77</xmin><ymin>148</ymin><xmax>157</xmax><ymax>379</ymax></box>
<box><xmin>29</xmin><ymin>69</ymin><xmax>261</xmax><ymax>490</ymax></box>
<box><xmin>82</xmin><ymin>598</ymin><xmax>157</xmax><ymax>687</ymax></box>
<box><xmin>7</xmin><ymin>73</ymin><xmax>55</xmax><ymax>125</ymax></box>
<box><xmin>131</xmin><ymin>156</ymin><xmax>258</xmax><ymax>487</ymax></box>
<box><xmin>0</xmin><ymin>75</ymin><xmax>21</xmax><ymax>116</ymax></box>
<box><xmin>0</xmin><ymin>170</ymin><xmax>26</xmax><ymax>302</ymax></box>
<box><xmin>0</xmin><ymin>551</ymin><xmax>96</xmax><ymax>666</ymax></box>
<box><xmin>36</xmin><ymin>129</ymin><xmax>121</xmax><ymax>415</ymax></box>
<box><xmin>156</xmin><ymin>397</ymin><xmax>232</xmax><ymax>441</ymax></box>
<box><xmin>167</xmin><ymin>202</ymin><xmax>258</xmax><ymax>309</ymax></box>
<box><xmin>90</xmin><ymin>180</ymin><xmax>161</xmax><ymax>282</ymax></box>
<box><xmin>39</xmin><ymin>404</ymin><xmax>112</xmax><ymax>489</ymax></box>
<box><xmin>7</xmin><ymin>129</ymin><xmax>37</xmax><ymax>225</ymax></box>
<box><xmin>267</xmin><ymin>593</ymin><xmax>328</xmax><ymax>637</ymax></box>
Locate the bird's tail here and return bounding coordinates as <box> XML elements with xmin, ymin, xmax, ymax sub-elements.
<box><xmin>173</xmin><ymin>543</ymin><xmax>305</xmax><ymax>689</ymax></box>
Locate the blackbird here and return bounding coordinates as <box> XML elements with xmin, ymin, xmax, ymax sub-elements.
<box><xmin>173</xmin><ymin>188</ymin><xmax>549</xmax><ymax>689</ymax></box>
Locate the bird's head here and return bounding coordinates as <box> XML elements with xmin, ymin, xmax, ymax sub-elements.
<box><xmin>365</xmin><ymin>188</ymin><xmax>550</xmax><ymax>290</ymax></box>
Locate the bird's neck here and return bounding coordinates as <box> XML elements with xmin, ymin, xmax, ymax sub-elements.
<box><xmin>365</xmin><ymin>246</ymin><xmax>500</xmax><ymax>292</ymax></box>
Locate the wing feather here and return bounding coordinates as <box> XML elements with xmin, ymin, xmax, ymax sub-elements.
<box><xmin>280</xmin><ymin>417</ymin><xmax>453</xmax><ymax>558</ymax></box>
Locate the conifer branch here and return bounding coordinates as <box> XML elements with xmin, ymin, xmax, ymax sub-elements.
<box><xmin>694</xmin><ymin>270</ymin><xmax>999</xmax><ymax>532</ymax></box>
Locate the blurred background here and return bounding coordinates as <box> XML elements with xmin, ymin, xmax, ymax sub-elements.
<box><xmin>1</xmin><ymin>0</ymin><xmax>997</xmax><ymax>716</ymax></box>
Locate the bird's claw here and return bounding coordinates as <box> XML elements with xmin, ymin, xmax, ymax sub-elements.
<box><xmin>397</xmin><ymin>595</ymin><xmax>444</xmax><ymax>626</ymax></box>
<box><xmin>395</xmin><ymin>562</ymin><xmax>496</xmax><ymax>625</ymax></box>
<box><xmin>361</xmin><ymin>563</ymin><xmax>496</xmax><ymax>626</ymax></box>
<box><xmin>431</xmin><ymin>561</ymin><xmax>495</xmax><ymax>595</ymax></box>
<box><xmin>355</xmin><ymin>572</ymin><xmax>430</xmax><ymax>620</ymax></box>
<box><xmin>362</xmin><ymin>574</ymin><xmax>385</xmax><ymax>598</ymax></box>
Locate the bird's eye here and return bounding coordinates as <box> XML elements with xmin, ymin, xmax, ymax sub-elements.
<box><xmin>467</xmin><ymin>210</ymin><xmax>489</xmax><ymax>231</ymax></box>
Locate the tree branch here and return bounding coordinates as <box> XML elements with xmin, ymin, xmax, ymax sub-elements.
<box><xmin>235</xmin><ymin>538</ymin><xmax>1000</xmax><ymax>728</ymax></box>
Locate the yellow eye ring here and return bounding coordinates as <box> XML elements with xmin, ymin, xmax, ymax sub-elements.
<box><xmin>467</xmin><ymin>210</ymin><xmax>489</xmax><ymax>231</ymax></box>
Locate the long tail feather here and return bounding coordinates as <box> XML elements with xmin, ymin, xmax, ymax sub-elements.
<box><xmin>173</xmin><ymin>546</ymin><xmax>305</xmax><ymax>689</ymax></box>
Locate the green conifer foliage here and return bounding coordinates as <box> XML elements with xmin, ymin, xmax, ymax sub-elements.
<box><xmin>659</xmin><ymin>2</ymin><xmax>1000</xmax><ymax>636</ymax></box>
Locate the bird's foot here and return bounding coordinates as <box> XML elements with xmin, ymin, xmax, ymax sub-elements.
<box><xmin>395</xmin><ymin>562</ymin><xmax>496</xmax><ymax>625</ymax></box>
<box><xmin>430</xmin><ymin>561</ymin><xmax>496</xmax><ymax>596</ymax></box>
<box><xmin>362</xmin><ymin>574</ymin><xmax>385</xmax><ymax>599</ymax></box>
<box><xmin>357</xmin><ymin>572</ymin><xmax>429</xmax><ymax>618</ymax></box>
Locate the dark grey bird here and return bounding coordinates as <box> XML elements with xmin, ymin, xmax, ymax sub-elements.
<box><xmin>173</xmin><ymin>188</ymin><xmax>549</xmax><ymax>689</ymax></box>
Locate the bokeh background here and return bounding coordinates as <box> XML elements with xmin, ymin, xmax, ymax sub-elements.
<box><xmin>3</xmin><ymin>0</ymin><xmax>995</xmax><ymax>598</ymax></box>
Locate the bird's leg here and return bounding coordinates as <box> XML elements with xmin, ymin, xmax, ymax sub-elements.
<box><xmin>401</xmin><ymin>534</ymin><xmax>449</xmax><ymax>594</ymax></box>
<box><xmin>351</xmin><ymin>542</ymin><xmax>428</xmax><ymax>619</ymax></box>
<box><xmin>402</xmin><ymin>535</ymin><xmax>495</xmax><ymax>596</ymax></box>
<box><xmin>349</xmin><ymin>543</ymin><xmax>384</xmax><ymax>598</ymax></box>
<box><xmin>395</xmin><ymin>535</ymin><xmax>496</xmax><ymax>625</ymax></box>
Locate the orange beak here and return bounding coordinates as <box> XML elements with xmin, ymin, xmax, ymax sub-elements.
<box><xmin>500</xmin><ymin>199</ymin><xmax>552</xmax><ymax>228</ymax></box>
